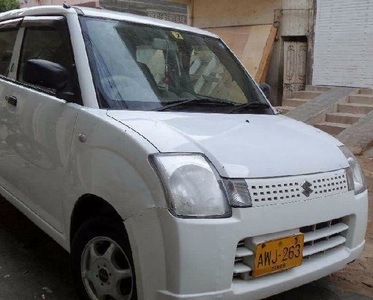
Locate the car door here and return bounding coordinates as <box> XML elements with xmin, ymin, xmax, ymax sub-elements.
<box><xmin>0</xmin><ymin>16</ymin><xmax>82</xmax><ymax>234</ymax></box>
<box><xmin>0</xmin><ymin>18</ymin><xmax>22</xmax><ymax>190</ymax></box>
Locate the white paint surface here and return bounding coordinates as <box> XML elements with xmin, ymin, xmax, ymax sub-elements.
<box><xmin>108</xmin><ymin>111</ymin><xmax>348</xmax><ymax>179</ymax></box>
<box><xmin>313</xmin><ymin>0</ymin><xmax>373</xmax><ymax>87</ymax></box>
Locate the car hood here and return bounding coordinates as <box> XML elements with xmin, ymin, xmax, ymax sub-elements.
<box><xmin>108</xmin><ymin>111</ymin><xmax>349</xmax><ymax>178</ymax></box>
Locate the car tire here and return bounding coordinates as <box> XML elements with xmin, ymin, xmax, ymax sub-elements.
<box><xmin>71</xmin><ymin>217</ymin><xmax>138</xmax><ymax>300</ymax></box>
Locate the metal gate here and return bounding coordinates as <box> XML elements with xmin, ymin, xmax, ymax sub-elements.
<box><xmin>313</xmin><ymin>0</ymin><xmax>373</xmax><ymax>87</ymax></box>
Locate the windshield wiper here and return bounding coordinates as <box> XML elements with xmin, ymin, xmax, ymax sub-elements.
<box><xmin>227</xmin><ymin>102</ymin><xmax>271</xmax><ymax>114</ymax></box>
<box><xmin>154</xmin><ymin>98</ymin><xmax>236</xmax><ymax>112</ymax></box>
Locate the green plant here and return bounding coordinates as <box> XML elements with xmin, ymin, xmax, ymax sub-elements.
<box><xmin>0</xmin><ymin>0</ymin><xmax>20</xmax><ymax>12</ymax></box>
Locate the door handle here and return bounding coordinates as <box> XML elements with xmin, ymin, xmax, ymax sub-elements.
<box><xmin>5</xmin><ymin>95</ymin><xmax>17</xmax><ymax>107</ymax></box>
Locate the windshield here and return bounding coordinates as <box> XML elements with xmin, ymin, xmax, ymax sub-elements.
<box><xmin>80</xmin><ymin>16</ymin><xmax>270</xmax><ymax>113</ymax></box>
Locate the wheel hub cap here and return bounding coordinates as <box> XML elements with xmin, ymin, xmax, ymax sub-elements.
<box><xmin>98</xmin><ymin>268</ymin><xmax>109</xmax><ymax>283</ymax></box>
<box><xmin>91</xmin><ymin>258</ymin><xmax>115</xmax><ymax>293</ymax></box>
<box><xmin>81</xmin><ymin>237</ymin><xmax>134</xmax><ymax>300</ymax></box>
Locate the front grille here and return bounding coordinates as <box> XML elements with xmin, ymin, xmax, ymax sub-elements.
<box><xmin>247</xmin><ymin>169</ymin><xmax>349</xmax><ymax>207</ymax></box>
<box><xmin>233</xmin><ymin>218</ymin><xmax>349</xmax><ymax>281</ymax></box>
<box><xmin>301</xmin><ymin>218</ymin><xmax>348</xmax><ymax>258</ymax></box>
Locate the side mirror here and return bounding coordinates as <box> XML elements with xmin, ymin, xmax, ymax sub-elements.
<box><xmin>259</xmin><ymin>83</ymin><xmax>271</xmax><ymax>99</ymax></box>
<box><xmin>23</xmin><ymin>59</ymin><xmax>68</xmax><ymax>93</ymax></box>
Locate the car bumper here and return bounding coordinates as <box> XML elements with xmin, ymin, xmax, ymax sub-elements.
<box><xmin>124</xmin><ymin>190</ymin><xmax>368</xmax><ymax>300</ymax></box>
<box><xmin>159</xmin><ymin>242</ymin><xmax>364</xmax><ymax>300</ymax></box>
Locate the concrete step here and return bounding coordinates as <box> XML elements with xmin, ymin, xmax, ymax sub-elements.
<box><xmin>293</xmin><ymin>91</ymin><xmax>322</xmax><ymax>99</ymax></box>
<box><xmin>349</xmin><ymin>94</ymin><xmax>373</xmax><ymax>105</ymax></box>
<box><xmin>282</xmin><ymin>98</ymin><xmax>308</xmax><ymax>107</ymax></box>
<box><xmin>325</xmin><ymin>112</ymin><xmax>364</xmax><ymax>125</ymax></box>
<box><xmin>358</xmin><ymin>88</ymin><xmax>373</xmax><ymax>95</ymax></box>
<box><xmin>306</xmin><ymin>85</ymin><xmax>332</xmax><ymax>92</ymax></box>
<box><xmin>314</xmin><ymin>122</ymin><xmax>350</xmax><ymax>135</ymax></box>
<box><xmin>278</xmin><ymin>106</ymin><xmax>295</xmax><ymax>114</ymax></box>
<box><xmin>338</xmin><ymin>103</ymin><xmax>373</xmax><ymax>115</ymax></box>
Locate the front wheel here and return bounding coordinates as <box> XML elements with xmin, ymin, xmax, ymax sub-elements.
<box><xmin>71</xmin><ymin>218</ymin><xmax>137</xmax><ymax>300</ymax></box>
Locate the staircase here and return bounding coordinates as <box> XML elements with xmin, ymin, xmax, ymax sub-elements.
<box><xmin>314</xmin><ymin>88</ymin><xmax>373</xmax><ymax>136</ymax></box>
<box><xmin>280</xmin><ymin>85</ymin><xmax>331</xmax><ymax>114</ymax></box>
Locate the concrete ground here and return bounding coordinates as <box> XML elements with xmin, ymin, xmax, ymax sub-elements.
<box><xmin>0</xmin><ymin>179</ymin><xmax>372</xmax><ymax>300</ymax></box>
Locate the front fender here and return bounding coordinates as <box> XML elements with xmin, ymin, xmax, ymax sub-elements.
<box><xmin>63</xmin><ymin>108</ymin><xmax>167</xmax><ymax>246</ymax></box>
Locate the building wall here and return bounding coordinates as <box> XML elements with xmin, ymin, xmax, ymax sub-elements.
<box><xmin>19</xmin><ymin>0</ymin><xmax>187</xmax><ymax>24</ymax></box>
<box><xmin>280</xmin><ymin>0</ymin><xmax>312</xmax><ymax>36</ymax></box>
<box><xmin>190</xmin><ymin>0</ymin><xmax>312</xmax><ymax>33</ymax></box>
<box><xmin>19</xmin><ymin>0</ymin><xmax>98</xmax><ymax>8</ymax></box>
<box><xmin>99</xmin><ymin>0</ymin><xmax>188</xmax><ymax>24</ymax></box>
<box><xmin>191</xmin><ymin>0</ymin><xmax>281</xmax><ymax>28</ymax></box>
<box><xmin>185</xmin><ymin>0</ymin><xmax>313</xmax><ymax>105</ymax></box>
<box><xmin>271</xmin><ymin>0</ymin><xmax>314</xmax><ymax>104</ymax></box>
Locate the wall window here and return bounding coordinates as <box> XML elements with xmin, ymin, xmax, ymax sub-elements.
<box><xmin>0</xmin><ymin>29</ymin><xmax>18</xmax><ymax>77</ymax></box>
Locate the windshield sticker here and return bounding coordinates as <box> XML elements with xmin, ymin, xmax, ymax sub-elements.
<box><xmin>171</xmin><ymin>31</ymin><xmax>184</xmax><ymax>40</ymax></box>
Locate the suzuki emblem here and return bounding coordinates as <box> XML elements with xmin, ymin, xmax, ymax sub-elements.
<box><xmin>301</xmin><ymin>181</ymin><xmax>313</xmax><ymax>197</ymax></box>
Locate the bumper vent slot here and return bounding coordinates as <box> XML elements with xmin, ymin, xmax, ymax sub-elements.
<box><xmin>233</xmin><ymin>242</ymin><xmax>254</xmax><ymax>280</ymax></box>
<box><xmin>303</xmin><ymin>222</ymin><xmax>348</xmax><ymax>243</ymax></box>
<box><xmin>235</xmin><ymin>247</ymin><xmax>254</xmax><ymax>258</ymax></box>
<box><xmin>303</xmin><ymin>236</ymin><xmax>346</xmax><ymax>257</ymax></box>
<box><xmin>233</xmin><ymin>263</ymin><xmax>252</xmax><ymax>274</ymax></box>
<box><xmin>301</xmin><ymin>218</ymin><xmax>348</xmax><ymax>258</ymax></box>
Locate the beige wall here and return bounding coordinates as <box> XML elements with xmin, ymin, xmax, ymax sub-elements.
<box><xmin>283</xmin><ymin>0</ymin><xmax>311</xmax><ymax>9</ymax></box>
<box><xmin>177</xmin><ymin>0</ymin><xmax>314</xmax><ymax>105</ymax></box>
<box><xmin>186</xmin><ymin>0</ymin><xmax>312</xmax><ymax>33</ymax></box>
<box><xmin>191</xmin><ymin>0</ymin><xmax>281</xmax><ymax>28</ymax></box>
<box><xmin>280</xmin><ymin>0</ymin><xmax>313</xmax><ymax>36</ymax></box>
<box><xmin>19</xmin><ymin>0</ymin><xmax>99</xmax><ymax>8</ymax></box>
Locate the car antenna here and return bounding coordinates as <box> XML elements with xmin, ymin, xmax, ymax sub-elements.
<box><xmin>63</xmin><ymin>2</ymin><xmax>71</xmax><ymax>9</ymax></box>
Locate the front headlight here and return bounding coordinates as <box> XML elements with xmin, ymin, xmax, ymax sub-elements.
<box><xmin>150</xmin><ymin>153</ymin><xmax>231</xmax><ymax>218</ymax></box>
<box><xmin>339</xmin><ymin>146</ymin><xmax>367</xmax><ymax>195</ymax></box>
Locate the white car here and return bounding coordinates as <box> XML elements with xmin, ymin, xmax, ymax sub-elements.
<box><xmin>0</xmin><ymin>5</ymin><xmax>368</xmax><ymax>300</ymax></box>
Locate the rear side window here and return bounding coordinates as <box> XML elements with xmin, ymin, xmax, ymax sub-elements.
<box><xmin>18</xmin><ymin>26</ymin><xmax>74</xmax><ymax>82</ymax></box>
<box><xmin>0</xmin><ymin>29</ymin><xmax>18</xmax><ymax>77</ymax></box>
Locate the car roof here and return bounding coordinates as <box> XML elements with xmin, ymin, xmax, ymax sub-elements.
<box><xmin>0</xmin><ymin>5</ymin><xmax>218</xmax><ymax>38</ymax></box>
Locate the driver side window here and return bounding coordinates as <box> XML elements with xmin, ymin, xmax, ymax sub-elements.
<box><xmin>18</xmin><ymin>26</ymin><xmax>73</xmax><ymax>84</ymax></box>
<box><xmin>17</xmin><ymin>18</ymin><xmax>82</xmax><ymax>104</ymax></box>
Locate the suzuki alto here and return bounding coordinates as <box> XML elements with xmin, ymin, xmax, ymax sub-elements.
<box><xmin>0</xmin><ymin>5</ymin><xmax>368</xmax><ymax>300</ymax></box>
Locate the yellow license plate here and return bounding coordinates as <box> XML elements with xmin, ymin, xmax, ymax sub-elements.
<box><xmin>253</xmin><ymin>234</ymin><xmax>304</xmax><ymax>278</ymax></box>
